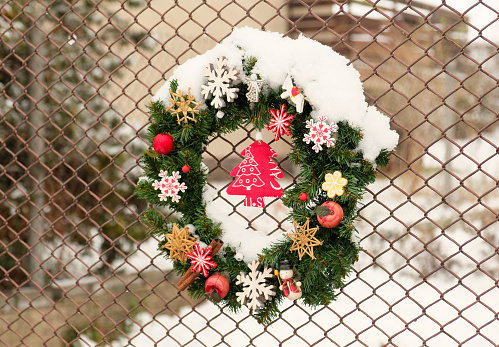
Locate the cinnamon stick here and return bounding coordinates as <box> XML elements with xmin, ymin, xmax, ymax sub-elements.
<box><xmin>177</xmin><ymin>238</ymin><xmax>224</xmax><ymax>291</ymax></box>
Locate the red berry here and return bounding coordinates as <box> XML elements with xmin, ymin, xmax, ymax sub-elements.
<box><xmin>182</xmin><ymin>165</ymin><xmax>190</xmax><ymax>173</ymax></box>
<box><xmin>299</xmin><ymin>193</ymin><xmax>308</xmax><ymax>201</ymax></box>
<box><xmin>153</xmin><ymin>133</ymin><xmax>174</xmax><ymax>155</ymax></box>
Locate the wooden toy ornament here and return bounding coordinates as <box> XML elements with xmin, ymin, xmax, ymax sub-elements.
<box><xmin>243</xmin><ymin>74</ymin><xmax>264</xmax><ymax>102</ymax></box>
<box><xmin>281</xmin><ymin>75</ymin><xmax>304</xmax><ymax>113</ymax></box>
<box><xmin>277</xmin><ymin>260</ymin><xmax>302</xmax><ymax>301</ymax></box>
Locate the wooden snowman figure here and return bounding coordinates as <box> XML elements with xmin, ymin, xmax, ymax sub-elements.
<box><xmin>279</xmin><ymin>260</ymin><xmax>302</xmax><ymax>301</ymax></box>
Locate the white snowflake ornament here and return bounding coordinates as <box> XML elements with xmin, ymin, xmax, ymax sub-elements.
<box><xmin>201</xmin><ymin>56</ymin><xmax>240</xmax><ymax>109</ymax></box>
<box><xmin>243</xmin><ymin>74</ymin><xmax>264</xmax><ymax>102</ymax></box>
<box><xmin>236</xmin><ymin>260</ymin><xmax>276</xmax><ymax>310</ymax></box>
<box><xmin>152</xmin><ymin>170</ymin><xmax>187</xmax><ymax>202</ymax></box>
<box><xmin>303</xmin><ymin>115</ymin><xmax>338</xmax><ymax>153</ymax></box>
<box><xmin>281</xmin><ymin>75</ymin><xmax>305</xmax><ymax>113</ymax></box>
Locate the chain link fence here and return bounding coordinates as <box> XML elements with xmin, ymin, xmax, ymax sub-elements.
<box><xmin>1</xmin><ymin>0</ymin><xmax>498</xmax><ymax>346</ymax></box>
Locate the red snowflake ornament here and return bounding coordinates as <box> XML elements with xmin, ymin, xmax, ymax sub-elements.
<box><xmin>186</xmin><ymin>243</ymin><xmax>217</xmax><ymax>277</ymax></box>
<box><xmin>267</xmin><ymin>104</ymin><xmax>294</xmax><ymax>141</ymax></box>
<box><xmin>152</xmin><ymin>170</ymin><xmax>187</xmax><ymax>202</ymax></box>
<box><xmin>303</xmin><ymin>115</ymin><xmax>338</xmax><ymax>153</ymax></box>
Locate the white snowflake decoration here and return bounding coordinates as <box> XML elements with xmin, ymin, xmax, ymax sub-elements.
<box><xmin>303</xmin><ymin>115</ymin><xmax>338</xmax><ymax>153</ymax></box>
<box><xmin>236</xmin><ymin>260</ymin><xmax>276</xmax><ymax>310</ymax></box>
<box><xmin>201</xmin><ymin>56</ymin><xmax>240</xmax><ymax>109</ymax></box>
<box><xmin>152</xmin><ymin>170</ymin><xmax>187</xmax><ymax>202</ymax></box>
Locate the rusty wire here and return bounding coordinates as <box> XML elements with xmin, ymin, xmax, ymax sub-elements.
<box><xmin>0</xmin><ymin>0</ymin><xmax>498</xmax><ymax>346</ymax></box>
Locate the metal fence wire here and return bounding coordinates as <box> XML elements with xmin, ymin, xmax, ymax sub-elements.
<box><xmin>1</xmin><ymin>0</ymin><xmax>498</xmax><ymax>346</ymax></box>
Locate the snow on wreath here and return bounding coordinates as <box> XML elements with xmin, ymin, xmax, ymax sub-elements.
<box><xmin>135</xmin><ymin>27</ymin><xmax>399</xmax><ymax>324</ymax></box>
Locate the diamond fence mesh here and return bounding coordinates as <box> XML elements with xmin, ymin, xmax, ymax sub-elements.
<box><xmin>0</xmin><ymin>0</ymin><xmax>498</xmax><ymax>346</ymax></box>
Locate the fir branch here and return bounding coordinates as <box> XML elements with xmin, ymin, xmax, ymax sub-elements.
<box><xmin>254</xmin><ymin>291</ymin><xmax>284</xmax><ymax>325</ymax></box>
<box><xmin>242</xmin><ymin>56</ymin><xmax>258</xmax><ymax>75</ymax></box>
<box><xmin>375</xmin><ymin>148</ymin><xmax>391</xmax><ymax>167</ymax></box>
<box><xmin>140</xmin><ymin>207</ymin><xmax>164</xmax><ymax>234</ymax></box>
<box><xmin>169</xmin><ymin>79</ymin><xmax>178</xmax><ymax>93</ymax></box>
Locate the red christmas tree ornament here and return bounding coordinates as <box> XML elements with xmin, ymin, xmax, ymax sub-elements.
<box><xmin>153</xmin><ymin>133</ymin><xmax>174</xmax><ymax>155</ymax></box>
<box><xmin>299</xmin><ymin>193</ymin><xmax>308</xmax><ymax>201</ymax></box>
<box><xmin>267</xmin><ymin>104</ymin><xmax>294</xmax><ymax>141</ymax></box>
<box><xmin>227</xmin><ymin>140</ymin><xmax>283</xmax><ymax>207</ymax></box>
<box><xmin>182</xmin><ymin>165</ymin><xmax>190</xmax><ymax>173</ymax></box>
<box><xmin>205</xmin><ymin>273</ymin><xmax>230</xmax><ymax>302</ymax></box>
<box><xmin>185</xmin><ymin>243</ymin><xmax>217</xmax><ymax>277</ymax></box>
<box><xmin>316</xmin><ymin>201</ymin><xmax>344</xmax><ymax>228</ymax></box>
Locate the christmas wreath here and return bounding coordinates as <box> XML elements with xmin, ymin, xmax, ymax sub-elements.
<box><xmin>135</xmin><ymin>27</ymin><xmax>398</xmax><ymax>324</ymax></box>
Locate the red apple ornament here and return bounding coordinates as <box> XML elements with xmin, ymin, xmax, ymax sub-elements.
<box><xmin>205</xmin><ymin>273</ymin><xmax>230</xmax><ymax>303</ymax></box>
<box><xmin>316</xmin><ymin>201</ymin><xmax>343</xmax><ymax>228</ymax></box>
<box><xmin>153</xmin><ymin>133</ymin><xmax>174</xmax><ymax>155</ymax></box>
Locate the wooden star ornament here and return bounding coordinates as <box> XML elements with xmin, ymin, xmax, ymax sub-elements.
<box><xmin>162</xmin><ymin>224</ymin><xmax>196</xmax><ymax>262</ymax></box>
<box><xmin>287</xmin><ymin>218</ymin><xmax>323</xmax><ymax>260</ymax></box>
<box><xmin>165</xmin><ymin>88</ymin><xmax>200</xmax><ymax>124</ymax></box>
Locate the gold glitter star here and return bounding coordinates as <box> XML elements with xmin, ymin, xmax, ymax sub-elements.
<box><xmin>287</xmin><ymin>218</ymin><xmax>323</xmax><ymax>260</ymax></box>
<box><xmin>162</xmin><ymin>224</ymin><xmax>196</xmax><ymax>262</ymax></box>
<box><xmin>165</xmin><ymin>88</ymin><xmax>200</xmax><ymax>124</ymax></box>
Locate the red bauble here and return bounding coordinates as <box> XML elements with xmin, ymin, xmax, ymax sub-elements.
<box><xmin>316</xmin><ymin>201</ymin><xmax>343</xmax><ymax>228</ymax></box>
<box><xmin>153</xmin><ymin>133</ymin><xmax>174</xmax><ymax>155</ymax></box>
<box><xmin>299</xmin><ymin>193</ymin><xmax>308</xmax><ymax>201</ymax></box>
<box><xmin>205</xmin><ymin>273</ymin><xmax>230</xmax><ymax>302</ymax></box>
<box><xmin>182</xmin><ymin>165</ymin><xmax>190</xmax><ymax>173</ymax></box>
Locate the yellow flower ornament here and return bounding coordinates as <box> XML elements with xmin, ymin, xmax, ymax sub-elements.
<box><xmin>322</xmin><ymin>171</ymin><xmax>348</xmax><ymax>198</ymax></box>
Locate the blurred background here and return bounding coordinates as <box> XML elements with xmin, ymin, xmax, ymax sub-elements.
<box><xmin>0</xmin><ymin>0</ymin><xmax>498</xmax><ymax>346</ymax></box>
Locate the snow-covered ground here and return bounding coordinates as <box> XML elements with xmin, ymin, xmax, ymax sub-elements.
<box><xmin>77</xmin><ymin>259</ymin><xmax>498</xmax><ymax>346</ymax></box>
